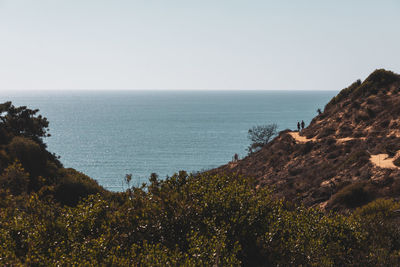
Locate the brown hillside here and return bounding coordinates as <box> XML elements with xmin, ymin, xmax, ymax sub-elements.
<box><xmin>214</xmin><ymin>69</ymin><xmax>400</xmax><ymax>211</ymax></box>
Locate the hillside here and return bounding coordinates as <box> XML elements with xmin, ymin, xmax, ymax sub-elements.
<box><xmin>215</xmin><ymin>69</ymin><xmax>400</xmax><ymax>211</ymax></box>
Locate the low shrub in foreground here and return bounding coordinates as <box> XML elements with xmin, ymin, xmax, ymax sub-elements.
<box><xmin>2</xmin><ymin>172</ymin><xmax>400</xmax><ymax>266</ymax></box>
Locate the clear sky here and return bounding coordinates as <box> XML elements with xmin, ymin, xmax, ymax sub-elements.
<box><xmin>0</xmin><ymin>0</ymin><xmax>399</xmax><ymax>91</ymax></box>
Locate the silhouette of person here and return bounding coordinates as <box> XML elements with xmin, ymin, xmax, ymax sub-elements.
<box><xmin>297</xmin><ymin>122</ymin><xmax>301</xmax><ymax>132</ymax></box>
<box><xmin>234</xmin><ymin>153</ymin><xmax>238</xmax><ymax>162</ymax></box>
<box><xmin>301</xmin><ymin>120</ymin><xmax>305</xmax><ymax>130</ymax></box>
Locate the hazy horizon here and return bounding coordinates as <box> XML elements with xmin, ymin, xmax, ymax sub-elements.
<box><xmin>1</xmin><ymin>0</ymin><xmax>399</xmax><ymax>91</ymax></box>
<box><xmin>0</xmin><ymin>88</ymin><xmax>340</xmax><ymax>92</ymax></box>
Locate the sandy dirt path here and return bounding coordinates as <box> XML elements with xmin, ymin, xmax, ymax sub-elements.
<box><xmin>288</xmin><ymin>132</ymin><xmax>357</xmax><ymax>143</ymax></box>
<box><xmin>288</xmin><ymin>132</ymin><xmax>316</xmax><ymax>143</ymax></box>
<box><xmin>370</xmin><ymin>154</ymin><xmax>399</xmax><ymax>169</ymax></box>
<box><xmin>288</xmin><ymin>131</ymin><xmax>398</xmax><ymax>170</ymax></box>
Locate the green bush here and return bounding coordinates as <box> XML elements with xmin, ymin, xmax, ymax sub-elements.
<box><xmin>264</xmin><ymin>207</ymin><xmax>364</xmax><ymax>266</ymax></box>
<box><xmin>331</xmin><ymin>182</ymin><xmax>374</xmax><ymax>209</ymax></box>
<box><xmin>2</xmin><ymin>170</ymin><xmax>400</xmax><ymax>265</ymax></box>
<box><xmin>0</xmin><ymin>161</ymin><xmax>29</xmax><ymax>195</ymax></box>
<box><xmin>54</xmin><ymin>169</ymin><xmax>105</xmax><ymax>206</ymax></box>
<box><xmin>352</xmin><ymin>199</ymin><xmax>400</xmax><ymax>265</ymax></box>
<box><xmin>7</xmin><ymin>136</ymin><xmax>47</xmax><ymax>180</ymax></box>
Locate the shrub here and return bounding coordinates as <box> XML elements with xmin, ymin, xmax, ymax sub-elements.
<box><xmin>326</xmin><ymin>79</ymin><xmax>361</xmax><ymax>108</ymax></box>
<box><xmin>0</xmin><ymin>149</ymin><xmax>10</xmax><ymax>173</ymax></box>
<box><xmin>327</xmin><ymin>150</ymin><xmax>340</xmax><ymax>159</ymax></box>
<box><xmin>343</xmin><ymin>150</ymin><xmax>370</xmax><ymax>167</ymax></box>
<box><xmin>380</xmin><ymin>119</ymin><xmax>390</xmax><ymax>128</ymax></box>
<box><xmin>288</xmin><ymin>166</ymin><xmax>303</xmax><ymax>176</ymax></box>
<box><xmin>385</xmin><ymin>142</ymin><xmax>399</xmax><ymax>157</ymax></box>
<box><xmin>317</xmin><ymin>127</ymin><xmax>335</xmax><ymax>139</ymax></box>
<box><xmin>393</xmin><ymin>157</ymin><xmax>400</xmax><ymax>167</ymax></box>
<box><xmin>338</xmin><ymin>124</ymin><xmax>353</xmax><ymax>137</ymax></box>
<box><xmin>300</xmin><ymin>141</ymin><xmax>314</xmax><ymax>155</ymax></box>
<box><xmin>353</xmin><ymin>69</ymin><xmax>400</xmax><ymax>98</ymax></box>
<box><xmin>331</xmin><ymin>182</ymin><xmax>374</xmax><ymax>209</ymax></box>
<box><xmin>352</xmin><ymin>199</ymin><xmax>400</xmax><ymax>265</ymax></box>
<box><xmin>355</xmin><ymin>110</ymin><xmax>370</xmax><ymax>122</ymax></box>
<box><xmin>0</xmin><ymin>161</ymin><xmax>29</xmax><ymax>195</ymax></box>
<box><xmin>367</xmin><ymin>107</ymin><xmax>377</xmax><ymax>118</ymax></box>
<box><xmin>54</xmin><ymin>169</ymin><xmax>105</xmax><ymax>206</ymax></box>
<box><xmin>7</xmin><ymin>136</ymin><xmax>47</xmax><ymax>179</ymax></box>
<box><xmin>354</xmin><ymin>131</ymin><xmax>364</xmax><ymax>138</ymax></box>
<box><xmin>366</xmin><ymin>95</ymin><xmax>378</xmax><ymax>105</ymax></box>
<box><xmin>264</xmin><ymin>207</ymin><xmax>364</xmax><ymax>266</ymax></box>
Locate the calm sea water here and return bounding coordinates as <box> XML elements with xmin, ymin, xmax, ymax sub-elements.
<box><xmin>0</xmin><ymin>90</ymin><xmax>336</xmax><ymax>190</ymax></box>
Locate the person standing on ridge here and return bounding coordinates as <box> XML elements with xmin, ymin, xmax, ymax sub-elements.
<box><xmin>301</xmin><ymin>120</ymin><xmax>305</xmax><ymax>130</ymax></box>
<box><xmin>297</xmin><ymin>122</ymin><xmax>301</xmax><ymax>132</ymax></box>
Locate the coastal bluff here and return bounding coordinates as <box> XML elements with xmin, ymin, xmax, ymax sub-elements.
<box><xmin>214</xmin><ymin>69</ymin><xmax>400</xmax><ymax>211</ymax></box>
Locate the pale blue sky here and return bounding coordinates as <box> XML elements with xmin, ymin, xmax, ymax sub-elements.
<box><xmin>0</xmin><ymin>0</ymin><xmax>399</xmax><ymax>90</ymax></box>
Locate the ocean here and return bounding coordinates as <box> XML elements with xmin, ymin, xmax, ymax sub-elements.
<box><xmin>0</xmin><ymin>90</ymin><xmax>337</xmax><ymax>190</ymax></box>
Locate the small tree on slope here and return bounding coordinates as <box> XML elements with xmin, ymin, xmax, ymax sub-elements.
<box><xmin>247</xmin><ymin>123</ymin><xmax>277</xmax><ymax>154</ymax></box>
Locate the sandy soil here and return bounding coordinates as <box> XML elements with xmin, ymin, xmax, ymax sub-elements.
<box><xmin>288</xmin><ymin>132</ymin><xmax>317</xmax><ymax>143</ymax></box>
<box><xmin>319</xmin><ymin>201</ymin><xmax>328</xmax><ymax>210</ymax></box>
<box><xmin>370</xmin><ymin>154</ymin><xmax>399</xmax><ymax>169</ymax></box>
<box><xmin>289</xmin><ymin>131</ymin><xmax>398</xmax><ymax>170</ymax></box>
<box><xmin>336</xmin><ymin>137</ymin><xmax>354</xmax><ymax>143</ymax></box>
<box><xmin>288</xmin><ymin>132</ymin><xmax>359</xmax><ymax>143</ymax></box>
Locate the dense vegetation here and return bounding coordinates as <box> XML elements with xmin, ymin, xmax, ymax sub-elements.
<box><xmin>2</xmin><ymin>96</ymin><xmax>400</xmax><ymax>265</ymax></box>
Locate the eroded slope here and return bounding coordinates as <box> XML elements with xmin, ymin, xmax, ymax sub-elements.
<box><xmin>215</xmin><ymin>69</ymin><xmax>400</xmax><ymax>211</ymax></box>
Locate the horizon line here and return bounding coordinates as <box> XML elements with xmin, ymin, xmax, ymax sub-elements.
<box><xmin>0</xmin><ymin>88</ymin><xmax>339</xmax><ymax>92</ymax></box>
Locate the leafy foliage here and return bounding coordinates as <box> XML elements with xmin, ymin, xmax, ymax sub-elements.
<box><xmin>0</xmin><ymin>161</ymin><xmax>29</xmax><ymax>195</ymax></box>
<box><xmin>53</xmin><ymin>168</ymin><xmax>106</xmax><ymax>206</ymax></box>
<box><xmin>330</xmin><ymin>182</ymin><xmax>374</xmax><ymax>209</ymax></box>
<box><xmin>0</xmin><ymin>101</ymin><xmax>50</xmax><ymax>147</ymax></box>
<box><xmin>2</xmin><ymin>171</ymin><xmax>400</xmax><ymax>265</ymax></box>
